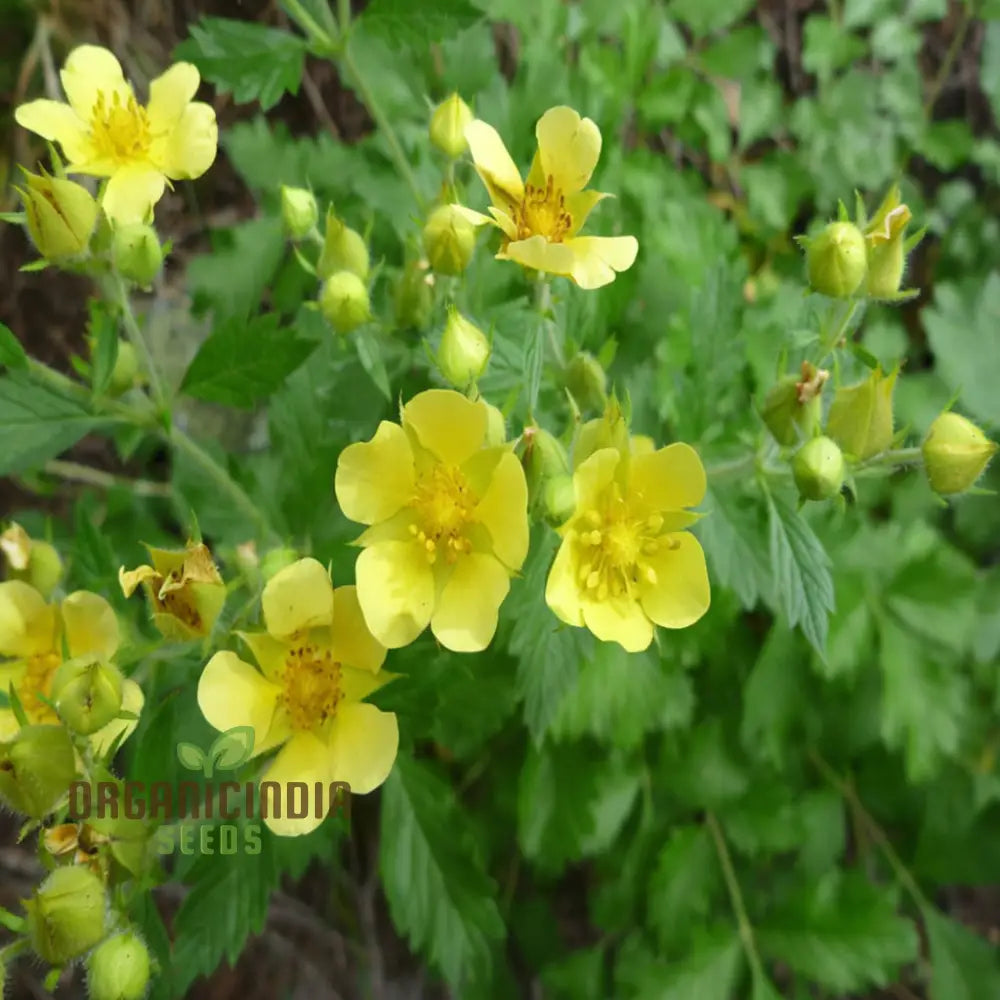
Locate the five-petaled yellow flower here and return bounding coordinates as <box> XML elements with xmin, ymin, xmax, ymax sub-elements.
<box><xmin>545</xmin><ymin>440</ymin><xmax>710</xmax><ymax>651</ymax></box>
<box><xmin>457</xmin><ymin>105</ymin><xmax>638</xmax><ymax>289</ymax></box>
<box><xmin>335</xmin><ymin>389</ymin><xmax>529</xmax><ymax>652</ymax></box>
<box><xmin>14</xmin><ymin>45</ymin><xmax>217</xmax><ymax>224</ymax></box>
<box><xmin>0</xmin><ymin>581</ymin><xmax>143</xmax><ymax>752</ymax></box>
<box><xmin>197</xmin><ymin>558</ymin><xmax>398</xmax><ymax>837</ymax></box>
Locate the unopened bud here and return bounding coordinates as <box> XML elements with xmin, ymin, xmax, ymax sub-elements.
<box><xmin>108</xmin><ymin>341</ymin><xmax>139</xmax><ymax>396</ymax></box>
<box><xmin>26</xmin><ymin>865</ymin><xmax>107</xmax><ymax>965</ymax></box>
<box><xmin>318</xmin><ymin>209</ymin><xmax>369</xmax><ymax>280</ymax></box>
<box><xmin>522</xmin><ymin>426</ymin><xmax>570</xmax><ymax>515</ymax></box>
<box><xmin>16</xmin><ymin>169</ymin><xmax>97</xmax><ymax>261</ymax></box>
<box><xmin>319</xmin><ymin>271</ymin><xmax>371</xmax><ymax>334</ymax></box>
<box><xmin>793</xmin><ymin>436</ymin><xmax>845</xmax><ymax>501</ymax></box>
<box><xmin>922</xmin><ymin>412</ymin><xmax>998</xmax><ymax>496</ymax></box>
<box><xmin>1</xmin><ymin>524</ymin><xmax>63</xmax><ymax>599</ymax></box>
<box><xmin>430</xmin><ymin>93</ymin><xmax>473</xmax><ymax>158</ymax></box>
<box><xmin>0</xmin><ymin>725</ymin><xmax>76</xmax><ymax>819</ymax></box>
<box><xmin>423</xmin><ymin>204</ymin><xmax>476</xmax><ymax>276</ymax></box>
<box><xmin>543</xmin><ymin>474</ymin><xmax>576</xmax><ymax>526</ymax></box>
<box><xmin>51</xmin><ymin>657</ymin><xmax>124</xmax><ymax>735</ymax></box>
<box><xmin>260</xmin><ymin>547</ymin><xmax>300</xmax><ymax>580</ymax></box>
<box><xmin>280</xmin><ymin>186</ymin><xmax>319</xmax><ymax>240</ymax></box>
<box><xmin>761</xmin><ymin>363</ymin><xmax>827</xmax><ymax>446</ymax></box>
<box><xmin>802</xmin><ymin>221</ymin><xmax>867</xmax><ymax>299</ymax></box>
<box><xmin>564</xmin><ymin>352</ymin><xmax>607</xmax><ymax>413</ymax></box>
<box><xmin>574</xmin><ymin>398</ymin><xmax>630</xmax><ymax>468</ymax></box>
<box><xmin>483</xmin><ymin>402</ymin><xmax>507</xmax><ymax>447</ymax></box>
<box><xmin>112</xmin><ymin>223</ymin><xmax>163</xmax><ymax>286</ymax></box>
<box><xmin>437</xmin><ymin>308</ymin><xmax>490</xmax><ymax>387</ymax></box>
<box><xmin>87</xmin><ymin>931</ymin><xmax>151</xmax><ymax>1000</ymax></box>
<box><xmin>394</xmin><ymin>261</ymin><xmax>433</xmax><ymax>331</ymax></box>
<box><xmin>826</xmin><ymin>366</ymin><xmax>897</xmax><ymax>460</ymax></box>
<box><xmin>864</xmin><ymin>185</ymin><xmax>914</xmax><ymax>300</ymax></box>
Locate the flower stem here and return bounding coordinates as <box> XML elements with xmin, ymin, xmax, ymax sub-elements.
<box><xmin>923</xmin><ymin>0</ymin><xmax>975</xmax><ymax>120</ymax></box>
<box><xmin>815</xmin><ymin>299</ymin><xmax>859</xmax><ymax>367</ymax></box>
<box><xmin>855</xmin><ymin>446</ymin><xmax>923</xmax><ymax>472</ymax></box>
<box><xmin>114</xmin><ymin>275</ymin><xmax>169</xmax><ymax>421</ymax></box>
<box><xmin>42</xmin><ymin>459</ymin><xmax>173</xmax><ymax>498</ymax></box>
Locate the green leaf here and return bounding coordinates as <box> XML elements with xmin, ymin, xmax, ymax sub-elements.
<box><xmin>176</xmin><ymin>742</ymin><xmax>207</xmax><ymax>773</ymax></box>
<box><xmin>180</xmin><ymin>314</ymin><xmax>318</xmax><ymax>409</ymax></box>
<box><xmin>175</xmin><ymin>18</ymin><xmax>306</xmax><ymax>111</ymax></box>
<box><xmin>667</xmin><ymin>0</ymin><xmax>755</xmax><ymax>37</ymax></box>
<box><xmin>981</xmin><ymin>22</ymin><xmax>1000</xmax><ymax>125</ymax></box>
<box><xmin>758</xmin><ymin>872</ymin><xmax>919</xmax><ymax>993</ymax></box>
<box><xmin>802</xmin><ymin>15</ymin><xmax>868</xmax><ymax>82</ymax></box>
<box><xmin>670</xmin><ymin>720</ymin><xmax>749</xmax><ymax>809</ymax></box>
<box><xmin>923</xmin><ymin>907</ymin><xmax>1000</xmax><ymax>1000</ymax></box>
<box><xmin>0</xmin><ymin>323</ymin><xmax>27</xmax><ymax>370</ymax></box>
<box><xmin>380</xmin><ymin>755</ymin><xmax>505</xmax><ymax>990</ymax></box>
<box><xmin>647</xmin><ymin>826</ymin><xmax>720</xmax><ymax>949</ymax></box>
<box><xmin>524</xmin><ymin>315</ymin><xmax>545</xmax><ymax>415</ymax></box>
<box><xmin>697</xmin><ymin>486</ymin><xmax>771</xmax><ymax>610</ymax></box>
<box><xmin>354</xmin><ymin>326</ymin><xmax>392</xmax><ymax>401</ymax></box>
<box><xmin>616</xmin><ymin>930</ymin><xmax>744</xmax><ymax>999</ymax></box>
<box><xmin>767</xmin><ymin>490</ymin><xmax>835</xmax><ymax>655</ymax></box>
<box><xmin>0</xmin><ymin>371</ymin><xmax>111</xmax><ymax>475</ymax></box>
<box><xmin>88</xmin><ymin>300</ymin><xmax>120</xmax><ymax>396</ymax></box>
<box><xmin>358</xmin><ymin>0</ymin><xmax>483</xmax><ymax>47</ymax></box>
<box><xmin>209</xmin><ymin>726</ymin><xmax>256</xmax><ymax>772</ymax></box>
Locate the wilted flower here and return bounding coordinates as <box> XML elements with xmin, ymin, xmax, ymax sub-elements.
<box><xmin>864</xmin><ymin>184</ymin><xmax>919</xmax><ymax>300</ymax></box>
<box><xmin>1</xmin><ymin>522</ymin><xmax>63</xmax><ymax>598</ymax></box>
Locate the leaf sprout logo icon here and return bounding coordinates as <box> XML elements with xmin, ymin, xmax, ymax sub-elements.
<box><xmin>176</xmin><ymin>726</ymin><xmax>255</xmax><ymax>779</ymax></box>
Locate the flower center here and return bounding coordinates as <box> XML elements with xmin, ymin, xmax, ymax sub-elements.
<box><xmin>16</xmin><ymin>651</ymin><xmax>62</xmax><ymax>724</ymax></box>
<box><xmin>279</xmin><ymin>644</ymin><xmax>342</xmax><ymax>732</ymax></box>
<box><xmin>410</xmin><ymin>464</ymin><xmax>478</xmax><ymax>564</ymax></box>
<box><xmin>515</xmin><ymin>175</ymin><xmax>572</xmax><ymax>243</ymax></box>
<box><xmin>89</xmin><ymin>91</ymin><xmax>151</xmax><ymax>164</ymax></box>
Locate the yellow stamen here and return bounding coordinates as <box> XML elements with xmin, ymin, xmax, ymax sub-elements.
<box><xmin>279</xmin><ymin>644</ymin><xmax>342</xmax><ymax>732</ymax></box>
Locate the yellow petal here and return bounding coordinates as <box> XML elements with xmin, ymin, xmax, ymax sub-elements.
<box><xmin>118</xmin><ymin>564</ymin><xmax>157</xmax><ymax>598</ymax></box>
<box><xmin>566</xmin><ymin>189</ymin><xmax>610</xmax><ymax>237</ymax></box>
<box><xmin>355</xmin><ymin>541</ymin><xmax>434</xmax><ymax>649</ymax></box>
<box><xmin>13</xmin><ymin>100</ymin><xmax>91</xmax><ymax>163</ymax></box>
<box><xmin>335</xmin><ymin>420</ymin><xmax>416</xmax><ymax>526</ymax></box>
<box><xmin>197</xmin><ymin>651</ymin><xmax>280</xmax><ymax>755</ymax></box>
<box><xmin>329</xmin><ymin>586</ymin><xmax>385</xmax><ymax>674</ymax></box>
<box><xmin>402</xmin><ymin>389</ymin><xmax>487</xmax><ymax>467</ymax></box>
<box><xmin>341</xmin><ymin>663</ymin><xmax>394</xmax><ymax>703</ymax></box>
<box><xmin>101</xmin><ymin>165</ymin><xmax>166</xmax><ymax>225</ymax></box>
<box><xmin>451</xmin><ymin>204</ymin><xmax>494</xmax><ymax>227</ymax></box>
<box><xmin>474</xmin><ymin>451</ymin><xmax>529</xmax><ymax>571</ymax></box>
<box><xmin>60</xmin><ymin>45</ymin><xmax>131</xmax><ymax>119</ymax></box>
<box><xmin>152</xmin><ymin>102</ymin><xmax>218</xmax><ymax>180</ymax></box>
<box><xmin>61</xmin><ymin>591</ymin><xmax>120</xmax><ymax>660</ymax></box>
<box><xmin>501</xmin><ymin>235</ymin><xmax>576</xmax><ymax>278</ymax></box>
<box><xmin>260</xmin><ymin>730</ymin><xmax>331</xmax><ymax>837</ymax></box>
<box><xmin>573</xmin><ymin>447</ymin><xmax>619</xmax><ymax>511</ymax></box>
<box><xmin>239</xmin><ymin>631</ymin><xmax>288</xmax><ymax>682</ymax></box>
<box><xmin>464</xmin><ymin>119</ymin><xmax>524</xmax><ymax>209</ymax></box>
<box><xmin>639</xmin><ymin>533</ymin><xmax>711</xmax><ymax>629</ymax></box>
<box><xmin>582</xmin><ymin>596</ymin><xmax>653</xmax><ymax>652</ymax></box>
<box><xmin>629</xmin><ymin>442</ymin><xmax>707</xmax><ymax>512</ymax></box>
<box><xmin>488</xmin><ymin>206</ymin><xmax>518</xmax><ymax>240</ymax></box>
<box><xmin>327</xmin><ymin>702</ymin><xmax>398</xmax><ymax>794</ymax></box>
<box><xmin>430</xmin><ymin>553</ymin><xmax>509</xmax><ymax>652</ymax></box>
<box><xmin>544</xmin><ymin>539</ymin><xmax>585</xmax><ymax>627</ymax></box>
<box><xmin>89</xmin><ymin>678</ymin><xmax>144</xmax><ymax>758</ymax></box>
<box><xmin>536</xmin><ymin>106</ymin><xmax>602</xmax><ymax>195</ymax></box>
<box><xmin>0</xmin><ymin>581</ymin><xmax>57</xmax><ymax>658</ymax></box>
<box><xmin>356</xmin><ymin>508</ymin><xmax>418</xmax><ymax>547</ymax></box>
<box><xmin>565</xmin><ymin>235</ymin><xmax>638</xmax><ymax>289</ymax></box>
<box><xmin>146</xmin><ymin>62</ymin><xmax>200</xmax><ymax>131</ymax></box>
<box><xmin>262</xmin><ymin>557</ymin><xmax>334</xmax><ymax>639</ymax></box>
<box><xmin>630</xmin><ymin>435</ymin><xmax>656</xmax><ymax>458</ymax></box>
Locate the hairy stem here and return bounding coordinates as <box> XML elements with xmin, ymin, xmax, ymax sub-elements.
<box><xmin>115</xmin><ymin>276</ymin><xmax>169</xmax><ymax>419</ymax></box>
<box><xmin>42</xmin><ymin>459</ymin><xmax>173</xmax><ymax>498</ymax></box>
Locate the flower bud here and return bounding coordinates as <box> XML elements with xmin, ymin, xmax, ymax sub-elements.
<box><xmin>0</xmin><ymin>725</ymin><xmax>76</xmax><ymax>819</ymax></box>
<box><xmin>51</xmin><ymin>657</ymin><xmax>124</xmax><ymax>735</ymax></box>
<box><xmin>280</xmin><ymin>186</ymin><xmax>319</xmax><ymax>240</ymax></box>
<box><xmin>87</xmin><ymin>932</ymin><xmax>151</xmax><ymax>1000</ymax></box>
<box><xmin>521</xmin><ymin>425</ymin><xmax>571</xmax><ymax>516</ymax></box>
<box><xmin>761</xmin><ymin>363</ymin><xmax>827</xmax><ymax>446</ymax></box>
<box><xmin>437</xmin><ymin>308</ymin><xmax>490</xmax><ymax>387</ymax></box>
<box><xmin>108</xmin><ymin>341</ymin><xmax>140</xmax><ymax>396</ymax></box>
<box><xmin>864</xmin><ymin>185</ymin><xmax>913</xmax><ymax>300</ymax></box>
<box><xmin>430</xmin><ymin>93</ymin><xmax>473</xmax><ymax>158</ymax></box>
<box><xmin>826</xmin><ymin>366</ymin><xmax>897</xmax><ymax>460</ymax></box>
<box><xmin>320</xmin><ymin>271</ymin><xmax>371</xmax><ymax>334</ymax></box>
<box><xmin>574</xmin><ymin>398</ymin><xmax>631</xmax><ymax>469</ymax></box>
<box><xmin>1</xmin><ymin>523</ymin><xmax>63</xmax><ymax>599</ymax></box>
<box><xmin>394</xmin><ymin>261</ymin><xmax>433</xmax><ymax>331</ymax></box>
<box><xmin>317</xmin><ymin>209</ymin><xmax>369</xmax><ymax>280</ymax></box>
<box><xmin>112</xmin><ymin>223</ymin><xmax>163</xmax><ymax>286</ymax></box>
<box><xmin>921</xmin><ymin>412</ymin><xmax>998</xmax><ymax>496</ymax></box>
<box><xmin>543</xmin><ymin>474</ymin><xmax>576</xmax><ymax>526</ymax></box>
<box><xmin>564</xmin><ymin>352</ymin><xmax>607</xmax><ymax>413</ymax></box>
<box><xmin>16</xmin><ymin>169</ymin><xmax>98</xmax><ymax>261</ymax></box>
<box><xmin>793</xmin><ymin>436</ymin><xmax>845</xmax><ymax>501</ymax></box>
<box><xmin>25</xmin><ymin>865</ymin><xmax>107</xmax><ymax>965</ymax></box>
<box><xmin>802</xmin><ymin>221</ymin><xmax>867</xmax><ymax>299</ymax></box>
<box><xmin>483</xmin><ymin>402</ymin><xmax>507</xmax><ymax>447</ymax></box>
<box><xmin>423</xmin><ymin>204</ymin><xmax>476</xmax><ymax>277</ymax></box>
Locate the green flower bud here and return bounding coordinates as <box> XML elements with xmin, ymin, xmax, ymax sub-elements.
<box><xmin>0</xmin><ymin>725</ymin><xmax>76</xmax><ymax>819</ymax></box>
<box><xmin>522</xmin><ymin>425</ymin><xmax>571</xmax><ymax>515</ymax></box>
<box><xmin>16</xmin><ymin>169</ymin><xmax>98</xmax><ymax>261</ymax></box>
<box><xmin>922</xmin><ymin>412</ymin><xmax>998</xmax><ymax>496</ymax></box>
<box><xmin>319</xmin><ymin>271</ymin><xmax>371</xmax><ymax>334</ymax></box>
<box><xmin>423</xmin><ymin>204</ymin><xmax>476</xmax><ymax>277</ymax></box>
<box><xmin>543</xmin><ymin>474</ymin><xmax>576</xmax><ymax>526</ymax></box>
<box><xmin>260</xmin><ymin>547</ymin><xmax>300</xmax><ymax>580</ymax></box>
<box><xmin>280</xmin><ymin>186</ymin><xmax>319</xmax><ymax>240</ymax></box>
<box><xmin>25</xmin><ymin>865</ymin><xmax>107</xmax><ymax>965</ymax></box>
<box><xmin>864</xmin><ymin>186</ymin><xmax>914</xmax><ymax>300</ymax></box>
<box><xmin>112</xmin><ymin>223</ymin><xmax>163</xmax><ymax>285</ymax></box>
<box><xmin>761</xmin><ymin>363</ymin><xmax>827</xmax><ymax>446</ymax></box>
<box><xmin>51</xmin><ymin>657</ymin><xmax>124</xmax><ymax>735</ymax></box>
<box><xmin>429</xmin><ymin>93</ymin><xmax>473</xmax><ymax>159</ymax></box>
<box><xmin>318</xmin><ymin>209</ymin><xmax>369</xmax><ymax>280</ymax></box>
<box><xmin>802</xmin><ymin>221</ymin><xmax>867</xmax><ymax>299</ymax></box>
<box><xmin>108</xmin><ymin>341</ymin><xmax>140</xmax><ymax>396</ymax></box>
<box><xmin>564</xmin><ymin>352</ymin><xmax>607</xmax><ymax>413</ymax></box>
<box><xmin>393</xmin><ymin>261</ymin><xmax>433</xmax><ymax>331</ymax></box>
<box><xmin>826</xmin><ymin>366</ymin><xmax>897</xmax><ymax>460</ymax></box>
<box><xmin>437</xmin><ymin>307</ymin><xmax>490</xmax><ymax>387</ymax></box>
<box><xmin>574</xmin><ymin>398</ymin><xmax>631</xmax><ymax>469</ymax></box>
<box><xmin>793</xmin><ymin>436</ymin><xmax>845</xmax><ymax>501</ymax></box>
<box><xmin>87</xmin><ymin>932</ymin><xmax>151</xmax><ymax>1000</ymax></box>
<box><xmin>483</xmin><ymin>402</ymin><xmax>507</xmax><ymax>448</ymax></box>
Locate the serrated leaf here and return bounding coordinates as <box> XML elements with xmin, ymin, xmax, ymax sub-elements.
<box><xmin>923</xmin><ymin>907</ymin><xmax>1000</xmax><ymax>1000</ymax></box>
<box><xmin>617</xmin><ymin>930</ymin><xmax>744</xmax><ymax>1000</ymax></box>
<box><xmin>175</xmin><ymin>18</ymin><xmax>306</xmax><ymax>110</ymax></box>
<box><xmin>670</xmin><ymin>720</ymin><xmax>749</xmax><ymax>809</ymax></box>
<box><xmin>0</xmin><ymin>323</ymin><xmax>28</xmax><ymax>370</ymax></box>
<box><xmin>697</xmin><ymin>486</ymin><xmax>771</xmax><ymax>610</ymax></box>
<box><xmin>647</xmin><ymin>826</ymin><xmax>720</xmax><ymax>948</ymax></box>
<box><xmin>89</xmin><ymin>301</ymin><xmax>119</xmax><ymax>396</ymax></box>
<box><xmin>358</xmin><ymin>0</ymin><xmax>483</xmax><ymax>47</ymax></box>
<box><xmin>380</xmin><ymin>755</ymin><xmax>505</xmax><ymax>990</ymax></box>
<box><xmin>354</xmin><ymin>326</ymin><xmax>392</xmax><ymax>400</ymax></box>
<box><xmin>180</xmin><ymin>314</ymin><xmax>318</xmax><ymax>409</ymax></box>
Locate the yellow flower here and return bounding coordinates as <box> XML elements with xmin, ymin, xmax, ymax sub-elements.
<box><xmin>545</xmin><ymin>442</ymin><xmax>710</xmax><ymax>652</ymax></box>
<box><xmin>335</xmin><ymin>389</ymin><xmax>530</xmax><ymax>652</ymax></box>
<box><xmin>457</xmin><ymin>106</ymin><xmax>638</xmax><ymax>289</ymax></box>
<box><xmin>119</xmin><ymin>542</ymin><xmax>225</xmax><ymax>641</ymax></box>
<box><xmin>197</xmin><ymin>559</ymin><xmax>397</xmax><ymax>837</ymax></box>
<box><xmin>14</xmin><ymin>45</ymin><xmax>217</xmax><ymax>224</ymax></box>
<box><xmin>0</xmin><ymin>581</ymin><xmax>143</xmax><ymax>752</ymax></box>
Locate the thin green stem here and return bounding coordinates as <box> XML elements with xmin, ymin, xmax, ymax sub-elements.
<box><xmin>706</xmin><ymin>811</ymin><xmax>767</xmax><ymax>983</ymax></box>
<box><xmin>284</xmin><ymin>0</ymin><xmax>337</xmax><ymax>49</ymax></box>
<box><xmin>41</xmin><ymin>459</ymin><xmax>173</xmax><ymax>497</ymax></box>
<box><xmin>855</xmin><ymin>446</ymin><xmax>922</xmax><ymax>471</ymax></box>
<box><xmin>815</xmin><ymin>299</ymin><xmax>859</xmax><ymax>367</ymax></box>
<box><xmin>115</xmin><ymin>276</ymin><xmax>169</xmax><ymax>418</ymax></box>
<box><xmin>27</xmin><ymin>357</ymin><xmax>90</xmax><ymax>403</ymax></box>
<box><xmin>337</xmin><ymin>0</ymin><xmax>352</xmax><ymax>36</ymax></box>
<box><xmin>0</xmin><ymin>937</ymin><xmax>31</xmax><ymax>962</ymax></box>
<box><xmin>923</xmin><ymin>1</ymin><xmax>976</xmax><ymax>120</ymax></box>
<box><xmin>535</xmin><ymin>276</ymin><xmax>564</xmax><ymax>368</ymax></box>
